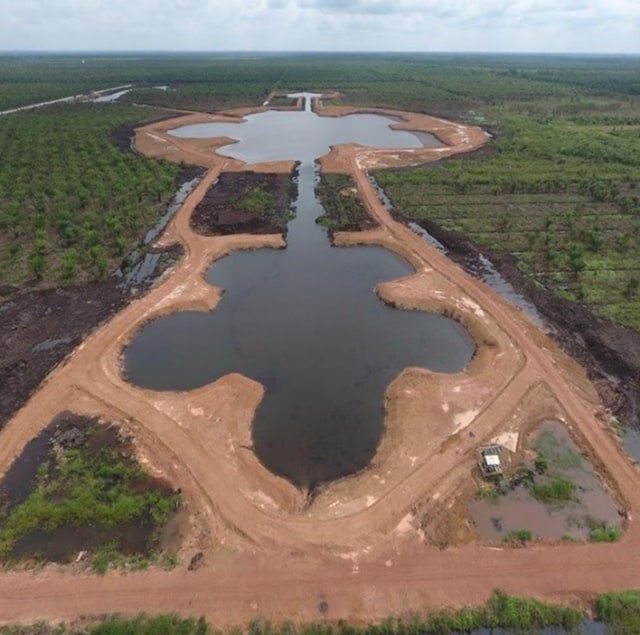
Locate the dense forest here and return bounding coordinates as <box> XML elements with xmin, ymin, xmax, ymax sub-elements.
<box><xmin>0</xmin><ymin>104</ymin><xmax>182</xmax><ymax>286</ymax></box>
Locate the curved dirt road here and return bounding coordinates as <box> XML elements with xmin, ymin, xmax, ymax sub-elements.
<box><xmin>0</xmin><ymin>104</ymin><xmax>639</xmax><ymax>627</ymax></box>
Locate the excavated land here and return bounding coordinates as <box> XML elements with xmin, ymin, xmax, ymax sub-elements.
<box><xmin>191</xmin><ymin>170</ymin><xmax>297</xmax><ymax>236</ymax></box>
<box><xmin>0</xmin><ymin>96</ymin><xmax>639</xmax><ymax>627</ymax></box>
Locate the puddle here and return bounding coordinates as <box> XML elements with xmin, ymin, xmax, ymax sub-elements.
<box><xmin>121</xmin><ymin>253</ymin><xmax>162</xmax><ymax>287</ymax></box>
<box><xmin>469</xmin><ymin>421</ymin><xmax>622</xmax><ymax>542</ymax></box>
<box><xmin>143</xmin><ymin>176</ymin><xmax>202</xmax><ymax>246</ymax></box>
<box><xmin>621</xmin><ymin>426</ymin><xmax>640</xmax><ymax>463</ymax></box>
<box><xmin>474</xmin><ymin>254</ymin><xmax>549</xmax><ymax>330</ymax></box>
<box><xmin>115</xmin><ymin>175</ymin><xmax>202</xmax><ymax>288</ymax></box>
<box><xmin>12</xmin><ymin>521</ymin><xmax>148</xmax><ymax>561</ymax></box>
<box><xmin>125</xmin><ymin>97</ymin><xmax>474</xmax><ymax>491</ymax></box>
<box><xmin>408</xmin><ymin>222</ymin><xmax>449</xmax><ymax>253</ymax></box>
<box><xmin>31</xmin><ymin>336</ymin><xmax>73</xmax><ymax>354</ymax></box>
<box><xmin>93</xmin><ymin>89</ymin><xmax>131</xmax><ymax>103</ymax></box>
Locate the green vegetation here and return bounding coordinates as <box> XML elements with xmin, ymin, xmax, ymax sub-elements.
<box><xmin>473</xmin><ymin>424</ymin><xmax>623</xmax><ymax>544</ymax></box>
<box><xmin>485</xmin><ymin>430</ymin><xmax>582</xmax><ymax>511</ymax></box>
<box><xmin>534</xmin><ymin>428</ymin><xmax>584</xmax><ymax>470</ymax></box>
<box><xmin>90</xmin><ymin>615</ymin><xmax>208</xmax><ymax>635</ymax></box>
<box><xmin>475</xmin><ymin>483</ymin><xmax>499</xmax><ymax>503</ymax></box>
<box><xmin>242</xmin><ymin>187</ymin><xmax>277</xmax><ymax>217</ymax></box>
<box><xmin>0</xmin><ymin>420</ymin><xmax>180</xmax><ymax>571</ymax></box>
<box><xmin>3</xmin><ymin>52</ymin><xmax>639</xmax><ymax>330</ymax></box>
<box><xmin>478</xmin><ymin>460</ymin><xmax>578</xmax><ymax>511</ymax></box>
<box><xmin>590</xmin><ymin>524</ymin><xmax>622</xmax><ymax>543</ymax></box>
<box><xmin>0</xmin><ymin>591</ymin><xmax>588</xmax><ymax>634</ymax></box>
<box><xmin>0</xmin><ymin>614</ymin><xmax>208</xmax><ymax>635</ymax></box>
<box><xmin>503</xmin><ymin>528</ymin><xmax>534</xmax><ymax>544</ymax></box>
<box><xmin>533</xmin><ymin>454</ymin><xmax>549</xmax><ymax>474</ymax></box>
<box><xmin>0</xmin><ymin>103</ymin><xmax>182</xmax><ymax>287</ymax></box>
<box><xmin>192</xmin><ymin>172</ymin><xmax>296</xmax><ymax>236</ymax></box>
<box><xmin>315</xmin><ymin>174</ymin><xmax>370</xmax><ymax>231</ymax></box>
<box><xmin>269</xmin><ymin>95</ymin><xmax>297</xmax><ymax>108</ymax></box>
<box><xmin>419</xmin><ymin>590</ymin><xmax>583</xmax><ymax>634</ymax></box>
<box><xmin>596</xmin><ymin>589</ymin><xmax>640</xmax><ymax>635</ymax></box>
<box><xmin>3</xmin><ymin>52</ymin><xmax>640</xmax><ymax>115</ymax></box>
<box><xmin>377</xmin><ymin>114</ymin><xmax>640</xmax><ymax>329</ymax></box>
<box><xmin>532</xmin><ymin>475</ymin><xmax>577</xmax><ymax>505</ymax></box>
<box><xmin>17</xmin><ymin>588</ymin><xmax>640</xmax><ymax>634</ymax></box>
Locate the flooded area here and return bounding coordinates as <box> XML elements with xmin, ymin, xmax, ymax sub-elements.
<box><xmin>0</xmin><ymin>412</ymin><xmax>178</xmax><ymax>564</ymax></box>
<box><xmin>125</xmin><ymin>97</ymin><xmax>474</xmax><ymax>490</ymax></box>
<box><xmin>472</xmin><ymin>254</ymin><xmax>549</xmax><ymax>331</ymax></box>
<box><xmin>469</xmin><ymin>421</ymin><xmax>622</xmax><ymax>542</ymax></box>
<box><xmin>116</xmin><ymin>175</ymin><xmax>202</xmax><ymax>288</ymax></box>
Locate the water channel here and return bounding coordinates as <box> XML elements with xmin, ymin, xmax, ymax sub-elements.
<box><xmin>124</xmin><ymin>96</ymin><xmax>475</xmax><ymax>490</ymax></box>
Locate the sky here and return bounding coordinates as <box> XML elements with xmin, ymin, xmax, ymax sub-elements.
<box><xmin>1</xmin><ymin>0</ymin><xmax>639</xmax><ymax>54</ymax></box>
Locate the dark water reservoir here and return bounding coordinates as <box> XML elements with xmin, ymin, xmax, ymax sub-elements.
<box><xmin>125</xmin><ymin>96</ymin><xmax>474</xmax><ymax>490</ymax></box>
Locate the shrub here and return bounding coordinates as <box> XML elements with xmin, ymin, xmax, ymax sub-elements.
<box><xmin>532</xmin><ymin>475</ymin><xmax>576</xmax><ymax>505</ymax></box>
<box><xmin>590</xmin><ymin>525</ymin><xmax>621</xmax><ymax>543</ymax></box>
<box><xmin>596</xmin><ymin>590</ymin><xmax>640</xmax><ymax>634</ymax></box>
<box><xmin>504</xmin><ymin>529</ymin><xmax>533</xmax><ymax>544</ymax></box>
<box><xmin>534</xmin><ymin>455</ymin><xmax>549</xmax><ymax>474</ymax></box>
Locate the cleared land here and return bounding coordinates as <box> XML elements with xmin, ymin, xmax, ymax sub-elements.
<box><xmin>0</xmin><ymin>99</ymin><xmax>639</xmax><ymax>628</ymax></box>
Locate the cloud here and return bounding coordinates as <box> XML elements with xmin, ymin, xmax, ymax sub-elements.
<box><xmin>298</xmin><ymin>0</ymin><xmax>403</xmax><ymax>14</ymax></box>
<box><xmin>0</xmin><ymin>0</ymin><xmax>638</xmax><ymax>51</ymax></box>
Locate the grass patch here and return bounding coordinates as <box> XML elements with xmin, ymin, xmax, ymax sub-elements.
<box><xmin>421</xmin><ymin>590</ymin><xmax>583</xmax><ymax>634</ymax></box>
<box><xmin>596</xmin><ymin>590</ymin><xmax>640</xmax><ymax>635</ymax></box>
<box><xmin>504</xmin><ymin>529</ymin><xmax>534</xmax><ymax>544</ymax></box>
<box><xmin>242</xmin><ymin>187</ymin><xmax>277</xmax><ymax>217</ymax></box>
<box><xmin>0</xmin><ymin>590</ymin><xmax>584</xmax><ymax>634</ymax></box>
<box><xmin>315</xmin><ymin>174</ymin><xmax>371</xmax><ymax>232</ymax></box>
<box><xmin>531</xmin><ymin>475</ymin><xmax>577</xmax><ymax>505</ymax></box>
<box><xmin>590</xmin><ymin>525</ymin><xmax>621</xmax><ymax>543</ymax></box>
<box><xmin>241</xmin><ymin>591</ymin><xmax>583</xmax><ymax>634</ymax></box>
<box><xmin>475</xmin><ymin>484</ymin><xmax>499</xmax><ymax>503</ymax></box>
<box><xmin>534</xmin><ymin>429</ymin><xmax>583</xmax><ymax>470</ymax></box>
<box><xmin>89</xmin><ymin>614</ymin><xmax>209</xmax><ymax>635</ymax></box>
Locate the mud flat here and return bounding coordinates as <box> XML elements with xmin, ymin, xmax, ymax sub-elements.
<box><xmin>190</xmin><ymin>169</ymin><xmax>298</xmax><ymax>236</ymax></box>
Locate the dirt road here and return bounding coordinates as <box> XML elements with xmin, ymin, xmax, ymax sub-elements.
<box><xmin>0</xmin><ymin>103</ymin><xmax>639</xmax><ymax>627</ymax></box>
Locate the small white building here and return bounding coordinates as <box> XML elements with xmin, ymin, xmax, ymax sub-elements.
<box><xmin>479</xmin><ymin>445</ymin><xmax>503</xmax><ymax>476</ymax></box>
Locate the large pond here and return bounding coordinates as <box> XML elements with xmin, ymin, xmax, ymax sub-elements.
<box><xmin>125</xmin><ymin>95</ymin><xmax>475</xmax><ymax>491</ymax></box>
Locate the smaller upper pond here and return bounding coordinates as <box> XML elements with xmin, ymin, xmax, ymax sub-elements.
<box><xmin>170</xmin><ymin>93</ymin><xmax>443</xmax><ymax>165</ymax></box>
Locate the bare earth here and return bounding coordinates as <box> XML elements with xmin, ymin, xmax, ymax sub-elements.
<box><xmin>0</xmin><ymin>99</ymin><xmax>639</xmax><ymax>627</ymax></box>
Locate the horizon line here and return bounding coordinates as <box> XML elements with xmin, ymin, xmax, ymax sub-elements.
<box><xmin>1</xmin><ymin>49</ymin><xmax>639</xmax><ymax>57</ymax></box>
